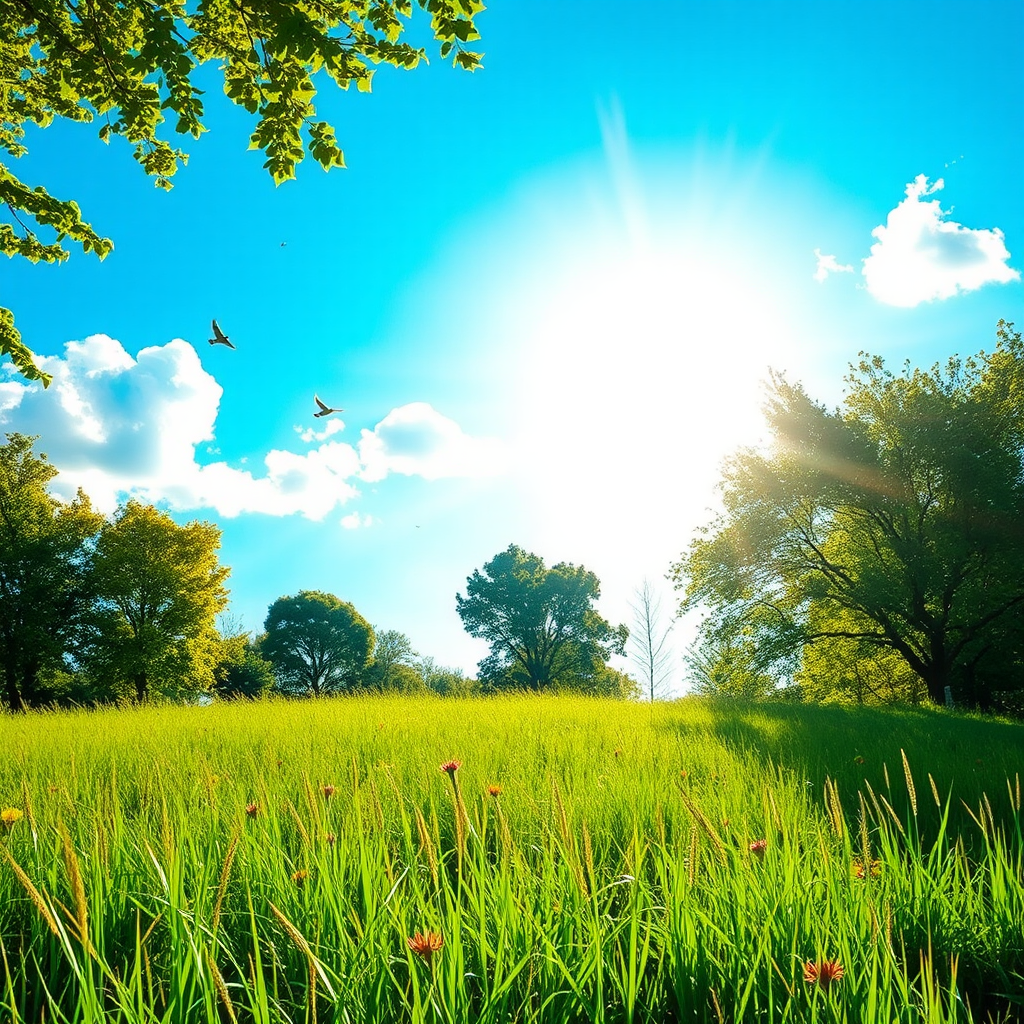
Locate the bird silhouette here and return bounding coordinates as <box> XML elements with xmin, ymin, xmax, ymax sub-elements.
<box><xmin>314</xmin><ymin>395</ymin><xmax>344</xmax><ymax>418</ymax></box>
<box><xmin>208</xmin><ymin>320</ymin><xmax>235</xmax><ymax>349</ymax></box>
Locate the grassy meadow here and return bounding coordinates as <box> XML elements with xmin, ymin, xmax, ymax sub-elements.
<box><xmin>0</xmin><ymin>695</ymin><xmax>1022</xmax><ymax>1023</ymax></box>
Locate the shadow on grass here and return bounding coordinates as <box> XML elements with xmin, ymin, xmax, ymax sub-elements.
<box><xmin>661</xmin><ymin>697</ymin><xmax>1024</xmax><ymax>828</ymax></box>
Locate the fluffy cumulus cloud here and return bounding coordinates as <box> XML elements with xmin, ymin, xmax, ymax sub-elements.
<box><xmin>862</xmin><ymin>175</ymin><xmax>1019</xmax><ymax>307</ymax></box>
<box><xmin>812</xmin><ymin>248</ymin><xmax>854</xmax><ymax>282</ymax></box>
<box><xmin>0</xmin><ymin>335</ymin><xmax>496</xmax><ymax>520</ymax></box>
<box><xmin>358</xmin><ymin>402</ymin><xmax>503</xmax><ymax>482</ymax></box>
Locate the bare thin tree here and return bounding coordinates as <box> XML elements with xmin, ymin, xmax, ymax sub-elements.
<box><xmin>629</xmin><ymin>580</ymin><xmax>675</xmax><ymax>701</ymax></box>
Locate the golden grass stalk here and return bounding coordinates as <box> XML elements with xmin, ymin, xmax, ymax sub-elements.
<box><xmin>212</xmin><ymin>829</ymin><xmax>240</xmax><ymax>937</ymax></box>
<box><xmin>823</xmin><ymin>777</ymin><xmax>845</xmax><ymax>838</ymax></box>
<box><xmin>285</xmin><ymin>799</ymin><xmax>311</xmax><ymax>847</ymax></box>
<box><xmin>901</xmin><ymin>748</ymin><xmax>917</xmax><ymax>817</ymax></box>
<box><xmin>0</xmin><ymin>845</ymin><xmax>60</xmax><ymax>936</ymax></box>
<box><xmin>268</xmin><ymin>901</ymin><xmax>317</xmax><ymax>1018</ymax></box>
<box><xmin>204</xmin><ymin>947</ymin><xmax>238</xmax><ymax>1024</ymax></box>
<box><xmin>414</xmin><ymin>807</ymin><xmax>438</xmax><ymax>887</ymax></box>
<box><xmin>58</xmin><ymin>822</ymin><xmax>89</xmax><ymax>952</ymax></box>
<box><xmin>679</xmin><ymin>790</ymin><xmax>727</xmax><ymax>861</ymax></box>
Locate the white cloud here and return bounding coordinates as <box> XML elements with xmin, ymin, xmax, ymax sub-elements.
<box><xmin>340</xmin><ymin>512</ymin><xmax>376</xmax><ymax>530</ymax></box>
<box><xmin>812</xmin><ymin>248</ymin><xmax>854</xmax><ymax>282</ymax></box>
<box><xmin>1</xmin><ymin>335</ymin><xmax>499</xmax><ymax>519</ymax></box>
<box><xmin>862</xmin><ymin>175</ymin><xmax>1019</xmax><ymax>307</ymax></box>
<box><xmin>296</xmin><ymin>419</ymin><xmax>345</xmax><ymax>443</ymax></box>
<box><xmin>357</xmin><ymin>401</ymin><xmax>503</xmax><ymax>483</ymax></box>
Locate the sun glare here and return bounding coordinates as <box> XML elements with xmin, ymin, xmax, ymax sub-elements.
<box><xmin>514</xmin><ymin>244</ymin><xmax>793</xmax><ymax>481</ymax></box>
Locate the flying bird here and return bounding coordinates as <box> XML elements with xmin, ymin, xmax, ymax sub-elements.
<box><xmin>208</xmin><ymin>320</ymin><xmax>235</xmax><ymax>349</ymax></box>
<box><xmin>314</xmin><ymin>395</ymin><xmax>344</xmax><ymax>418</ymax></box>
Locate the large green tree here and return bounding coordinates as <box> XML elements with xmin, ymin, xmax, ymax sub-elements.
<box><xmin>456</xmin><ymin>544</ymin><xmax>628</xmax><ymax>692</ymax></box>
<box><xmin>86</xmin><ymin>500</ymin><xmax>229</xmax><ymax>701</ymax></box>
<box><xmin>262</xmin><ymin>590</ymin><xmax>373</xmax><ymax>696</ymax></box>
<box><xmin>2</xmin><ymin>0</ymin><xmax>483</xmax><ymax>383</ymax></box>
<box><xmin>0</xmin><ymin>433</ymin><xmax>103</xmax><ymax>711</ymax></box>
<box><xmin>673</xmin><ymin>321</ymin><xmax>1024</xmax><ymax>711</ymax></box>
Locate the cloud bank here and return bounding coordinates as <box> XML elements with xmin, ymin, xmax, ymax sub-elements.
<box><xmin>812</xmin><ymin>248</ymin><xmax>854</xmax><ymax>282</ymax></box>
<box><xmin>0</xmin><ymin>335</ymin><xmax>499</xmax><ymax>520</ymax></box>
<box><xmin>862</xmin><ymin>175</ymin><xmax>1018</xmax><ymax>307</ymax></box>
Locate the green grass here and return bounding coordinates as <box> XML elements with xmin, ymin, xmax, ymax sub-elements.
<box><xmin>0</xmin><ymin>695</ymin><xmax>1022</xmax><ymax>1023</ymax></box>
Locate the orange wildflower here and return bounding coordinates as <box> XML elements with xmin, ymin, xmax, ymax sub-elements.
<box><xmin>803</xmin><ymin>959</ymin><xmax>844</xmax><ymax>991</ymax></box>
<box><xmin>487</xmin><ymin>784</ymin><xmax>502</xmax><ymax>797</ymax></box>
<box><xmin>407</xmin><ymin>930</ymin><xmax>444</xmax><ymax>964</ymax></box>
<box><xmin>292</xmin><ymin>869</ymin><xmax>309</xmax><ymax>886</ymax></box>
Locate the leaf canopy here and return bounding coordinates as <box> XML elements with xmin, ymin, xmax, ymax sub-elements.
<box><xmin>1</xmin><ymin>0</ymin><xmax>485</xmax><ymax>382</ymax></box>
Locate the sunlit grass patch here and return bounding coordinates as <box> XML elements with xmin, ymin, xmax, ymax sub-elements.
<box><xmin>0</xmin><ymin>695</ymin><xmax>1021</xmax><ymax>1022</ymax></box>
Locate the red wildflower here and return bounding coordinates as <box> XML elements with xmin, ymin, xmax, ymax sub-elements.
<box><xmin>749</xmin><ymin>839</ymin><xmax>767</xmax><ymax>861</ymax></box>
<box><xmin>245</xmin><ymin>802</ymin><xmax>259</xmax><ymax>818</ymax></box>
<box><xmin>325</xmin><ymin>832</ymin><xmax>337</xmax><ymax>845</ymax></box>
<box><xmin>322</xmin><ymin>785</ymin><xmax>336</xmax><ymax>799</ymax></box>
<box><xmin>804</xmin><ymin>959</ymin><xmax>844</xmax><ymax>991</ymax></box>
<box><xmin>439</xmin><ymin>760</ymin><xmax>461</xmax><ymax>777</ymax></box>
<box><xmin>407</xmin><ymin>930</ymin><xmax>444</xmax><ymax>964</ymax></box>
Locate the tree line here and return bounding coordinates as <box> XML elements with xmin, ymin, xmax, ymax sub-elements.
<box><xmin>4</xmin><ymin>322</ymin><xmax>1023</xmax><ymax>714</ymax></box>
<box><xmin>675</xmin><ymin>321</ymin><xmax>1024</xmax><ymax>715</ymax></box>
<box><xmin>0</xmin><ymin>434</ymin><xmax>634</xmax><ymax>710</ymax></box>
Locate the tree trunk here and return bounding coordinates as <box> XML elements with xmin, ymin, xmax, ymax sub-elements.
<box><xmin>135</xmin><ymin>671</ymin><xmax>148</xmax><ymax>703</ymax></box>
<box><xmin>2</xmin><ymin>657</ymin><xmax>24</xmax><ymax>712</ymax></box>
<box><xmin>919</xmin><ymin>662</ymin><xmax>949</xmax><ymax>706</ymax></box>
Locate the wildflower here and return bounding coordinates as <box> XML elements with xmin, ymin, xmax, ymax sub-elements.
<box><xmin>854</xmin><ymin>755</ymin><xmax>865</xmax><ymax>765</ymax></box>
<box><xmin>803</xmin><ymin>959</ymin><xmax>844</xmax><ymax>991</ymax></box>
<box><xmin>749</xmin><ymin>839</ymin><xmax>767</xmax><ymax>861</ymax></box>
<box><xmin>325</xmin><ymin>833</ymin><xmax>336</xmax><ymax>845</ymax></box>
<box><xmin>487</xmin><ymin>784</ymin><xmax>502</xmax><ymax>797</ymax></box>
<box><xmin>292</xmin><ymin>869</ymin><xmax>309</xmax><ymax>886</ymax></box>
<box><xmin>245</xmin><ymin>802</ymin><xmax>259</xmax><ymax>818</ymax></box>
<box><xmin>276</xmin><ymin>759</ymin><xmax>284</xmax><ymax>768</ymax></box>
<box><xmin>852</xmin><ymin>858</ymin><xmax>881</xmax><ymax>880</ymax></box>
<box><xmin>322</xmin><ymin>785</ymin><xmax>335</xmax><ymax>799</ymax></box>
<box><xmin>680</xmin><ymin>770</ymin><xmax>688</xmax><ymax>779</ymax></box>
<box><xmin>1</xmin><ymin>808</ymin><xmax>24</xmax><ymax>828</ymax></box>
<box><xmin>613</xmin><ymin>748</ymin><xmax>622</xmax><ymax>758</ymax></box>
<box><xmin>407</xmin><ymin>930</ymin><xmax>443</xmax><ymax>964</ymax></box>
<box><xmin>721</xmin><ymin>818</ymin><xmax>730</xmax><ymax>829</ymax></box>
<box><xmin>439</xmin><ymin>760</ymin><xmax>461</xmax><ymax>778</ymax></box>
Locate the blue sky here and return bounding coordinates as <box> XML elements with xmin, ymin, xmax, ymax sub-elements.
<box><xmin>3</xmin><ymin>1</ymin><xmax>1022</xmax><ymax>690</ymax></box>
